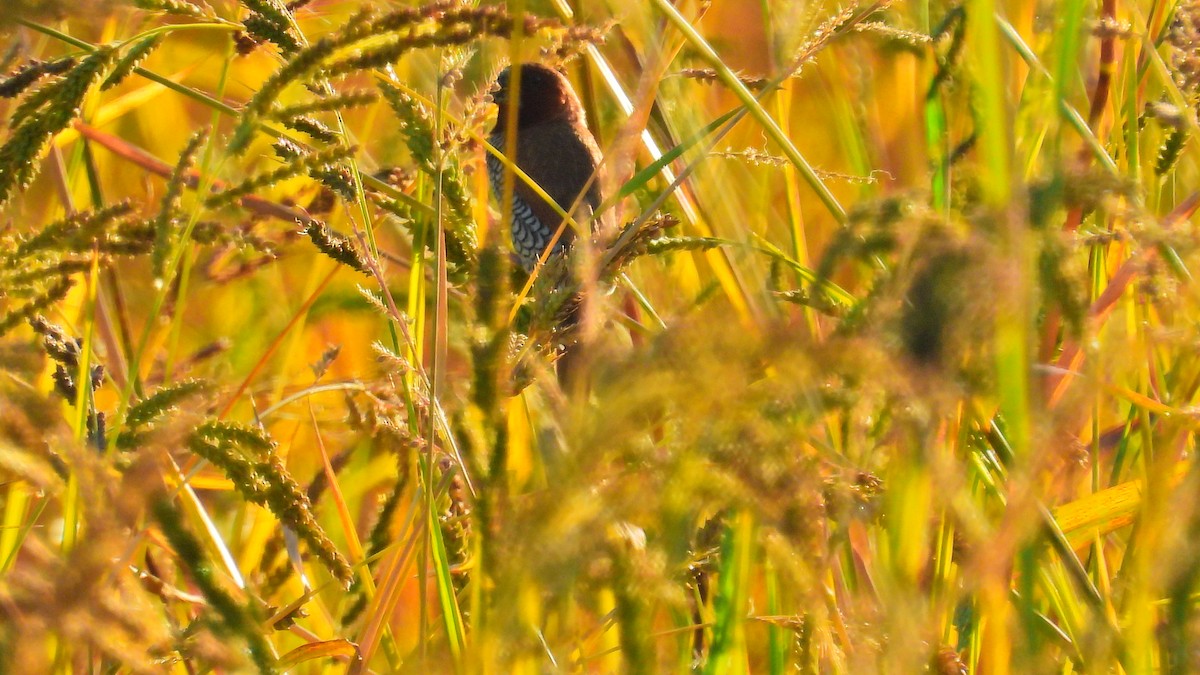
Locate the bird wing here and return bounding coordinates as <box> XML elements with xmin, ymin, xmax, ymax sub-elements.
<box><xmin>511</xmin><ymin>121</ymin><xmax>605</xmax><ymax>246</ymax></box>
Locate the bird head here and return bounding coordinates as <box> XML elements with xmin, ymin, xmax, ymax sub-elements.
<box><xmin>492</xmin><ymin>63</ymin><xmax>586</xmax><ymax>130</ymax></box>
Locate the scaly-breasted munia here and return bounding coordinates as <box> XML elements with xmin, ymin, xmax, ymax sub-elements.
<box><xmin>486</xmin><ymin>63</ymin><xmax>605</xmax><ymax>270</ymax></box>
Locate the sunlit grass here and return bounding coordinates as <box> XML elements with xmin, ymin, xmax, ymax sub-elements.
<box><xmin>0</xmin><ymin>0</ymin><xmax>1199</xmax><ymax>672</ymax></box>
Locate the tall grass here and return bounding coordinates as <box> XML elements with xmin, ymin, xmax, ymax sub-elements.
<box><xmin>0</xmin><ymin>0</ymin><xmax>1198</xmax><ymax>672</ymax></box>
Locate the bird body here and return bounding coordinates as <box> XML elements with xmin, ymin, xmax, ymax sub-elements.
<box><xmin>486</xmin><ymin>64</ymin><xmax>605</xmax><ymax>270</ymax></box>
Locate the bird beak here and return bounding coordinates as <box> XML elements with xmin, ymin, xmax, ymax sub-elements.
<box><xmin>493</xmin><ymin>68</ymin><xmax>510</xmax><ymax>106</ymax></box>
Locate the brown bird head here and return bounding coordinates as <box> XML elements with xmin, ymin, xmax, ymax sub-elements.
<box><xmin>491</xmin><ymin>63</ymin><xmax>586</xmax><ymax>131</ymax></box>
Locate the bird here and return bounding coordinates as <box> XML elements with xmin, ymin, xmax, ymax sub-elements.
<box><xmin>485</xmin><ymin>63</ymin><xmax>606</xmax><ymax>271</ymax></box>
<box><xmin>486</xmin><ymin>63</ymin><xmax>608</xmax><ymax>391</ymax></box>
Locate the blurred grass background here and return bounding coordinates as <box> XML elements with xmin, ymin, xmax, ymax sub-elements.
<box><xmin>1</xmin><ymin>0</ymin><xmax>1199</xmax><ymax>672</ymax></box>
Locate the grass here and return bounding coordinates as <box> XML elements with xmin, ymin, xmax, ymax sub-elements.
<box><xmin>0</xmin><ymin>0</ymin><xmax>1199</xmax><ymax>672</ymax></box>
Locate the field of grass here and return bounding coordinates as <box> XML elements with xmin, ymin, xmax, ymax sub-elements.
<box><xmin>1</xmin><ymin>0</ymin><xmax>1199</xmax><ymax>672</ymax></box>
